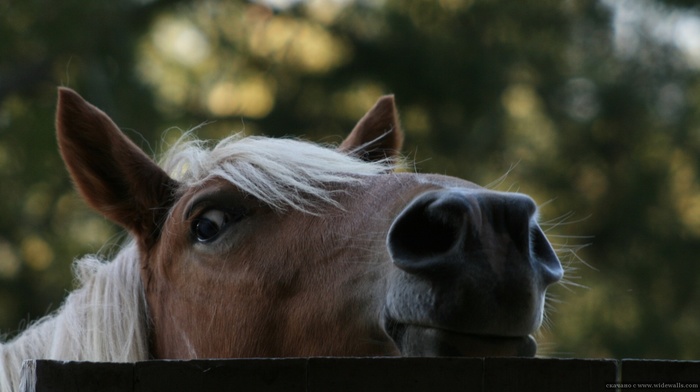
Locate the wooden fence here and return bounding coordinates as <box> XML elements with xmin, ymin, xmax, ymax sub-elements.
<box><xmin>21</xmin><ymin>357</ymin><xmax>700</xmax><ymax>392</ymax></box>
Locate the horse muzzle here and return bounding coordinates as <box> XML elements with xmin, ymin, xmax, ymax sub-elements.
<box><xmin>383</xmin><ymin>189</ymin><xmax>563</xmax><ymax>357</ymax></box>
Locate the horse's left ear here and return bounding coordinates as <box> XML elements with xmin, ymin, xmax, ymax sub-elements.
<box><xmin>56</xmin><ymin>87</ymin><xmax>178</xmax><ymax>247</ymax></box>
<box><xmin>339</xmin><ymin>95</ymin><xmax>404</xmax><ymax>163</ymax></box>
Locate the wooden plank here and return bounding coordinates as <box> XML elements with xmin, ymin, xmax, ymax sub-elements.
<box><xmin>307</xmin><ymin>357</ymin><xmax>483</xmax><ymax>392</ymax></box>
<box><xmin>133</xmin><ymin>359</ymin><xmax>306</xmax><ymax>392</ymax></box>
<box><xmin>483</xmin><ymin>357</ymin><xmax>619</xmax><ymax>392</ymax></box>
<box><xmin>22</xmin><ymin>359</ymin><xmax>308</xmax><ymax>392</ymax></box>
<box><xmin>21</xmin><ymin>357</ymin><xmax>698</xmax><ymax>392</ymax></box>
<box><xmin>22</xmin><ymin>360</ymin><xmax>133</xmax><ymax>392</ymax></box>
<box><xmin>620</xmin><ymin>359</ymin><xmax>700</xmax><ymax>391</ymax></box>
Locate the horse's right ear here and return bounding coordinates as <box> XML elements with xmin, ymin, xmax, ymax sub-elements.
<box><xmin>339</xmin><ymin>95</ymin><xmax>404</xmax><ymax>163</ymax></box>
<box><xmin>56</xmin><ymin>87</ymin><xmax>178</xmax><ymax>247</ymax></box>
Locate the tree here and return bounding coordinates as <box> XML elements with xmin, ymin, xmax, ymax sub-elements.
<box><xmin>1</xmin><ymin>0</ymin><xmax>698</xmax><ymax>359</ymax></box>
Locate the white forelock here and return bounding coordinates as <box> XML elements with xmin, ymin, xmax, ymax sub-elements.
<box><xmin>161</xmin><ymin>133</ymin><xmax>395</xmax><ymax>213</ymax></box>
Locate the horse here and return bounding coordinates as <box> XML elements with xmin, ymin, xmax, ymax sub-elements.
<box><xmin>0</xmin><ymin>88</ymin><xmax>563</xmax><ymax>391</ymax></box>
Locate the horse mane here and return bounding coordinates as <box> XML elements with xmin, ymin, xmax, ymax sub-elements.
<box><xmin>162</xmin><ymin>133</ymin><xmax>396</xmax><ymax>213</ymax></box>
<box><xmin>0</xmin><ymin>243</ymin><xmax>148</xmax><ymax>392</ymax></box>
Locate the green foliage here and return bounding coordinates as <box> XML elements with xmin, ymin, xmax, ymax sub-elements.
<box><xmin>1</xmin><ymin>0</ymin><xmax>698</xmax><ymax>358</ymax></box>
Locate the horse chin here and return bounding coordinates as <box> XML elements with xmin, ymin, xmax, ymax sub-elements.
<box><xmin>389</xmin><ymin>323</ymin><xmax>537</xmax><ymax>357</ymax></box>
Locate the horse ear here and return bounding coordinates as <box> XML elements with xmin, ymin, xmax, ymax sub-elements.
<box><xmin>55</xmin><ymin>87</ymin><xmax>177</xmax><ymax>246</ymax></box>
<box><xmin>339</xmin><ymin>95</ymin><xmax>404</xmax><ymax>163</ymax></box>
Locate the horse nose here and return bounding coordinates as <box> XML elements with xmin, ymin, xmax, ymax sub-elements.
<box><xmin>387</xmin><ymin>190</ymin><xmax>562</xmax><ymax>285</ymax></box>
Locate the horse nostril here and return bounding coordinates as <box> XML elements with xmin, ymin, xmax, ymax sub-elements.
<box><xmin>500</xmin><ymin>195</ymin><xmax>537</xmax><ymax>255</ymax></box>
<box><xmin>388</xmin><ymin>192</ymin><xmax>480</xmax><ymax>274</ymax></box>
<box><xmin>491</xmin><ymin>194</ymin><xmax>563</xmax><ymax>286</ymax></box>
<box><xmin>531</xmin><ymin>226</ymin><xmax>564</xmax><ymax>285</ymax></box>
<box><xmin>388</xmin><ymin>190</ymin><xmax>563</xmax><ymax>285</ymax></box>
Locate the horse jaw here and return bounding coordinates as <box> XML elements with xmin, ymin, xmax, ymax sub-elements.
<box><xmin>386</xmin><ymin>323</ymin><xmax>538</xmax><ymax>357</ymax></box>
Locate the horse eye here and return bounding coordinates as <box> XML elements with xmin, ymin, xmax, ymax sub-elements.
<box><xmin>192</xmin><ymin>209</ymin><xmax>230</xmax><ymax>242</ymax></box>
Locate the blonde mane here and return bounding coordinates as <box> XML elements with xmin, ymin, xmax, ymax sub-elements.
<box><xmin>162</xmin><ymin>133</ymin><xmax>394</xmax><ymax>213</ymax></box>
<box><xmin>0</xmin><ymin>243</ymin><xmax>148</xmax><ymax>392</ymax></box>
<box><xmin>0</xmin><ymin>134</ymin><xmax>394</xmax><ymax>391</ymax></box>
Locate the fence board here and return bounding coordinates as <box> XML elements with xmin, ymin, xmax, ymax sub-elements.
<box><xmin>620</xmin><ymin>359</ymin><xmax>700</xmax><ymax>391</ymax></box>
<box><xmin>134</xmin><ymin>359</ymin><xmax>306</xmax><ymax>392</ymax></box>
<box><xmin>19</xmin><ymin>357</ymin><xmax>699</xmax><ymax>392</ymax></box>
<box><xmin>21</xmin><ymin>361</ymin><xmax>133</xmax><ymax>392</ymax></box>
<box><xmin>307</xmin><ymin>357</ymin><xmax>482</xmax><ymax>392</ymax></box>
<box><xmin>483</xmin><ymin>358</ymin><xmax>618</xmax><ymax>392</ymax></box>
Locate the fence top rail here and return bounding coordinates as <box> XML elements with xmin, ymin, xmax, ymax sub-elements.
<box><xmin>19</xmin><ymin>357</ymin><xmax>700</xmax><ymax>392</ymax></box>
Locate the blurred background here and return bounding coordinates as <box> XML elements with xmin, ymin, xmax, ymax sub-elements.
<box><xmin>1</xmin><ymin>0</ymin><xmax>699</xmax><ymax>359</ymax></box>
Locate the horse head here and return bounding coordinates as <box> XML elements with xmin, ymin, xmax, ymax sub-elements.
<box><xmin>55</xmin><ymin>88</ymin><xmax>562</xmax><ymax>358</ymax></box>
